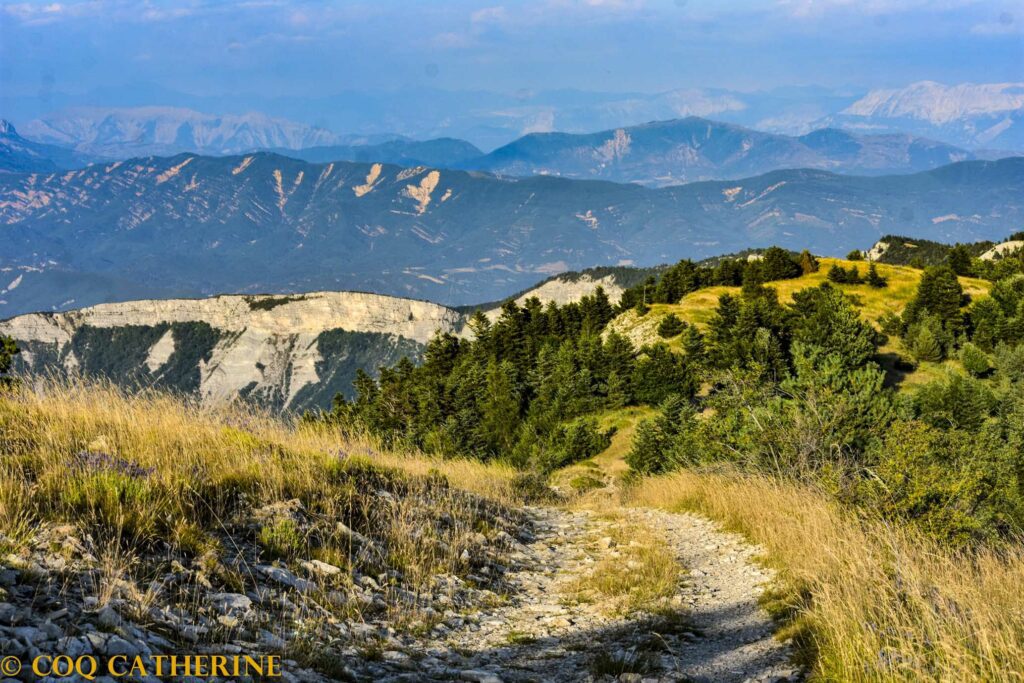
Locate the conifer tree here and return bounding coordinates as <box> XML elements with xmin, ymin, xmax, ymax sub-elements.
<box><xmin>904</xmin><ymin>265</ymin><xmax>964</xmax><ymax>332</ymax></box>
<box><xmin>657</xmin><ymin>313</ymin><xmax>686</xmax><ymax>338</ymax></box>
<box><xmin>910</xmin><ymin>323</ymin><xmax>944</xmax><ymax>362</ymax></box>
<box><xmin>827</xmin><ymin>263</ymin><xmax>848</xmax><ymax>283</ymax></box>
<box><xmin>798</xmin><ymin>250</ymin><xmax>819</xmax><ymax>275</ymax></box>
<box><xmin>0</xmin><ymin>336</ymin><xmax>17</xmax><ymax>386</ymax></box>
<box><xmin>866</xmin><ymin>263</ymin><xmax>888</xmax><ymax>288</ymax></box>
<box><xmin>947</xmin><ymin>244</ymin><xmax>973</xmax><ymax>276</ymax></box>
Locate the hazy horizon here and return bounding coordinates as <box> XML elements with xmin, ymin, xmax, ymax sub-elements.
<box><xmin>2</xmin><ymin>1</ymin><xmax>1021</xmax><ymax>126</ymax></box>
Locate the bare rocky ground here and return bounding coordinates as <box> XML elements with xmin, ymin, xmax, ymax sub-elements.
<box><xmin>356</xmin><ymin>506</ymin><xmax>800</xmax><ymax>683</ymax></box>
<box><xmin>0</xmin><ymin>503</ymin><xmax>800</xmax><ymax>683</ymax></box>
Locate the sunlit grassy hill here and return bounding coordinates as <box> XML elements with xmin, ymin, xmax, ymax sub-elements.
<box><xmin>606</xmin><ymin>258</ymin><xmax>991</xmax><ymax>387</ymax></box>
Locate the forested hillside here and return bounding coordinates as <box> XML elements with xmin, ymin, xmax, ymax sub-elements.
<box><xmin>335</xmin><ymin>239</ymin><xmax>1024</xmax><ymax>545</ymax></box>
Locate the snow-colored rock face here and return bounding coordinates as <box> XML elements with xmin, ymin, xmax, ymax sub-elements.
<box><xmin>981</xmin><ymin>240</ymin><xmax>1024</xmax><ymax>261</ymax></box>
<box><xmin>0</xmin><ymin>291</ymin><xmax>464</xmax><ymax>409</ymax></box>
<box><xmin>865</xmin><ymin>241</ymin><xmax>890</xmax><ymax>262</ymax></box>
<box><xmin>483</xmin><ymin>274</ymin><xmax>626</xmax><ymax>322</ymax></box>
<box><xmin>22</xmin><ymin>106</ymin><xmax>341</xmax><ymax>155</ymax></box>
<box><xmin>843</xmin><ymin>82</ymin><xmax>1024</xmax><ymax>125</ymax></box>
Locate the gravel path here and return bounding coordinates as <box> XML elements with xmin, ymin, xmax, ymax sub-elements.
<box><xmin>364</xmin><ymin>506</ymin><xmax>801</xmax><ymax>683</ymax></box>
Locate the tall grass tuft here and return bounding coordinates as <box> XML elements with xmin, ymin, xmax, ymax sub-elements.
<box><xmin>624</xmin><ymin>469</ymin><xmax>1024</xmax><ymax>682</ymax></box>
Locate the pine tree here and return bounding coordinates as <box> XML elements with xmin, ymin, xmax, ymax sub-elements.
<box><xmin>681</xmin><ymin>326</ymin><xmax>705</xmax><ymax>362</ymax></box>
<box><xmin>910</xmin><ymin>323</ymin><xmax>944</xmax><ymax>362</ymax></box>
<box><xmin>905</xmin><ymin>265</ymin><xmax>964</xmax><ymax>331</ymax></box>
<box><xmin>847</xmin><ymin>249</ymin><xmax>863</xmax><ymax>261</ymax></box>
<box><xmin>0</xmin><ymin>336</ymin><xmax>18</xmax><ymax>386</ymax></box>
<box><xmin>605</xmin><ymin>370</ymin><xmax>627</xmax><ymax>408</ymax></box>
<box><xmin>947</xmin><ymin>244</ymin><xmax>973</xmax><ymax>276</ymax></box>
<box><xmin>960</xmin><ymin>343</ymin><xmax>992</xmax><ymax>377</ymax></box>
<box><xmin>480</xmin><ymin>360</ymin><xmax>521</xmax><ymax>455</ymax></box>
<box><xmin>866</xmin><ymin>263</ymin><xmax>888</xmax><ymax>288</ymax></box>
<box><xmin>789</xmin><ymin>285</ymin><xmax>880</xmax><ymax>371</ymax></box>
<box><xmin>827</xmin><ymin>264</ymin><xmax>848</xmax><ymax>283</ymax></box>
<box><xmin>760</xmin><ymin>246</ymin><xmax>801</xmax><ymax>281</ymax></box>
<box><xmin>798</xmin><ymin>250</ymin><xmax>819</xmax><ymax>275</ymax></box>
<box><xmin>657</xmin><ymin>313</ymin><xmax>686</xmax><ymax>338</ymax></box>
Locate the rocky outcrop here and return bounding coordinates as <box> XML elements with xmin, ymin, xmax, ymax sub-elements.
<box><xmin>1</xmin><ymin>291</ymin><xmax>463</xmax><ymax>410</ymax></box>
<box><xmin>483</xmin><ymin>273</ymin><xmax>625</xmax><ymax>321</ymax></box>
<box><xmin>980</xmin><ymin>240</ymin><xmax>1024</xmax><ymax>261</ymax></box>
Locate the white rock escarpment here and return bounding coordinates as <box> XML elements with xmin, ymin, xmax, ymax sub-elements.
<box><xmin>483</xmin><ymin>273</ymin><xmax>625</xmax><ymax>322</ymax></box>
<box><xmin>0</xmin><ymin>291</ymin><xmax>464</xmax><ymax>409</ymax></box>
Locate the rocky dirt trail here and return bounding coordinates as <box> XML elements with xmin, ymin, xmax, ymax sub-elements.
<box><xmin>365</xmin><ymin>505</ymin><xmax>801</xmax><ymax>683</ymax></box>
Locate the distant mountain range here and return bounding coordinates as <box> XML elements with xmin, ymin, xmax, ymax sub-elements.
<box><xmin>7</xmin><ymin>81</ymin><xmax>1023</xmax><ymax>153</ymax></box>
<box><xmin>8</xmin><ymin>106</ymin><xmax>1019</xmax><ymax>190</ymax></box>
<box><xmin>2</xmin><ymin>152</ymin><xmax>1022</xmax><ymax>316</ymax></box>
<box><xmin>19</xmin><ymin>106</ymin><xmax>346</xmax><ymax>157</ymax></box>
<box><xmin>827</xmin><ymin>82</ymin><xmax>1024</xmax><ymax>150</ymax></box>
<box><xmin>278</xmin><ymin>137</ymin><xmax>483</xmax><ymax>169</ymax></box>
<box><xmin>0</xmin><ymin>120</ymin><xmax>96</xmax><ymax>173</ymax></box>
<box><xmin>462</xmin><ymin>118</ymin><xmax>980</xmax><ymax>186</ymax></box>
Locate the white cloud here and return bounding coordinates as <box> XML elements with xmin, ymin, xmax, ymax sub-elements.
<box><xmin>431</xmin><ymin>31</ymin><xmax>476</xmax><ymax>49</ymax></box>
<box><xmin>471</xmin><ymin>5</ymin><xmax>509</xmax><ymax>25</ymax></box>
<box><xmin>778</xmin><ymin>0</ymin><xmax>980</xmax><ymax>19</ymax></box>
<box><xmin>970</xmin><ymin>11</ymin><xmax>1019</xmax><ymax>35</ymax></box>
<box><xmin>2</xmin><ymin>1</ymin><xmax>71</xmax><ymax>24</ymax></box>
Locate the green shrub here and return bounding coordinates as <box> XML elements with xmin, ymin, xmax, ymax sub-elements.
<box><xmin>509</xmin><ymin>472</ymin><xmax>556</xmax><ymax>503</ymax></box>
<box><xmin>569</xmin><ymin>474</ymin><xmax>604</xmax><ymax>492</ymax></box>
<box><xmin>861</xmin><ymin>420</ymin><xmax>1024</xmax><ymax>545</ymax></box>
<box><xmin>914</xmin><ymin>372</ymin><xmax>996</xmax><ymax>432</ymax></box>
<box><xmin>847</xmin><ymin>249</ymin><xmax>863</xmax><ymax>261</ymax></box>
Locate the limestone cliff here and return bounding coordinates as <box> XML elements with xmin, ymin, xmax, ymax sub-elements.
<box><xmin>1</xmin><ymin>291</ymin><xmax>462</xmax><ymax>411</ymax></box>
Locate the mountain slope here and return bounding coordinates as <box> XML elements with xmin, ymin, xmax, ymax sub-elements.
<box><xmin>829</xmin><ymin>81</ymin><xmax>1024</xmax><ymax>150</ymax></box>
<box><xmin>1</xmin><ymin>153</ymin><xmax>1022</xmax><ymax>316</ymax></box>
<box><xmin>0</xmin><ymin>291</ymin><xmax>461</xmax><ymax>411</ymax></box>
<box><xmin>280</xmin><ymin>137</ymin><xmax>483</xmax><ymax>168</ymax></box>
<box><xmin>463</xmin><ymin>117</ymin><xmax>977</xmax><ymax>185</ymax></box>
<box><xmin>0</xmin><ymin>120</ymin><xmax>95</xmax><ymax>173</ymax></box>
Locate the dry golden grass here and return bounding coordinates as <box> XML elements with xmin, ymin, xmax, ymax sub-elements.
<box><xmin>624</xmin><ymin>469</ymin><xmax>1024</xmax><ymax>682</ymax></box>
<box><xmin>0</xmin><ymin>378</ymin><xmax>521</xmax><ymax>600</ymax></box>
<box><xmin>566</xmin><ymin>514</ymin><xmax>682</xmax><ymax>617</ymax></box>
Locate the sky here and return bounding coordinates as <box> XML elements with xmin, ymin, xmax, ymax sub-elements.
<box><xmin>1</xmin><ymin>0</ymin><xmax>1021</xmax><ymax>105</ymax></box>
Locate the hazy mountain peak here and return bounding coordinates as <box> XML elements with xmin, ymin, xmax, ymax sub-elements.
<box><xmin>20</xmin><ymin>106</ymin><xmax>345</xmax><ymax>157</ymax></box>
<box><xmin>844</xmin><ymin>81</ymin><xmax>1024</xmax><ymax>125</ymax></box>
<box><xmin>467</xmin><ymin>116</ymin><xmax>977</xmax><ymax>186</ymax></box>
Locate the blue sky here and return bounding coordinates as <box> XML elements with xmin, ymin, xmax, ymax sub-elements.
<box><xmin>1</xmin><ymin>0</ymin><xmax>1021</xmax><ymax>102</ymax></box>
